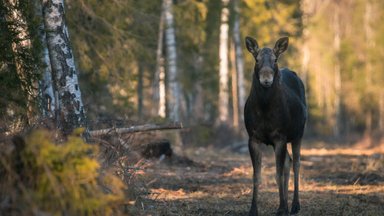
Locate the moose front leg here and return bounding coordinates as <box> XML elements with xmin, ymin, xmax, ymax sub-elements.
<box><xmin>274</xmin><ymin>141</ymin><xmax>289</xmax><ymax>216</ymax></box>
<box><xmin>283</xmin><ymin>151</ymin><xmax>292</xmax><ymax>207</ymax></box>
<box><xmin>248</xmin><ymin>138</ymin><xmax>262</xmax><ymax>216</ymax></box>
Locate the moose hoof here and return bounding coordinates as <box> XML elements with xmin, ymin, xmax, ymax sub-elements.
<box><xmin>248</xmin><ymin>211</ymin><xmax>258</xmax><ymax>216</ymax></box>
<box><xmin>248</xmin><ymin>206</ymin><xmax>258</xmax><ymax>216</ymax></box>
<box><xmin>275</xmin><ymin>208</ymin><xmax>289</xmax><ymax>216</ymax></box>
<box><xmin>290</xmin><ymin>202</ymin><xmax>301</xmax><ymax>215</ymax></box>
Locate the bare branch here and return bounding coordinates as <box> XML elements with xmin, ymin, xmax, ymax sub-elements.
<box><xmin>89</xmin><ymin>122</ymin><xmax>183</xmax><ymax>137</ymax></box>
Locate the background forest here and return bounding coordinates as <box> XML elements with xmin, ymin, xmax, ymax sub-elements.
<box><xmin>2</xmin><ymin>0</ymin><xmax>384</xmax><ymax>143</ymax></box>
<box><xmin>1</xmin><ymin>0</ymin><xmax>384</xmax><ymax>215</ymax></box>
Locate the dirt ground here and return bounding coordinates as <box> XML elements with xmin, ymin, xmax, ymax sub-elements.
<box><xmin>131</xmin><ymin>140</ymin><xmax>384</xmax><ymax>216</ymax></box>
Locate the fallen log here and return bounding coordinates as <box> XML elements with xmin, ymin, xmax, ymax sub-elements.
<box><xmin>88</xmin><ymin>122</ymin><xmax>183</xmax><ymax>137</ymax></box>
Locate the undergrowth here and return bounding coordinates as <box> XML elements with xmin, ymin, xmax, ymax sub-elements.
<box><xmin>0</xmin><ymin>128</ymin><xmax>125</xmax><ymax>215</ymax></box>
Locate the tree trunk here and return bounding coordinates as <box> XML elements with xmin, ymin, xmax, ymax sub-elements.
<box><xmin>232</xmin><ymin>0</ymin><xmax>245</xmax><ymax>124</ymax></box>
<box><xmin>152</xmin><ymin>9</ymin><xmax>166</xmax><ymax>118</ymax></box>
<box><xmin>36</xmin><ymin>1</ymin><xmax>55</xmax><ymax>118</ymax></box>
<box><xmin>230</xmin><ymin>42</ymin><xmax>239</xmax><ymax>129</ymax></box>
<box><xmin>42</xmin><ymin>0</ymin><xmax>86</xmax><ymax>135</ymax></box>
<box><xmin>163</xmin><ymin>0</ymin><xmax>180</xmax><ymax>122</ymax></box>
<box><xmin>300</xmin><ymin>0</ymin><xmax>312</xmax><ymax>90</ymax></box>
<box><xmin>7</xmin><ymin>0</ymin><xmax>36</xmax><ymax>124</ymax></box>
<box><xmin>333</xmin><ymin>5</ymin><xmax>341</xmax><ymax>137</ymax></box>
<box><xmin>364</xmin><ymin>0</ymin><xmax>373</xmax><ymax>137</ymax></box>
<box><xmin>380</xmin><ymin>91</ymin><xmax>384</xmax><ymax>132</ymax></box>
<box><xmin>218</xmin><ymin>0</ymin><xmax>230</xmax><ymax>124</ymax></box>
<box><xmin>137</xmin><ymin>63</ymin><xmax>144</xmax><ymax>120</ymax></box>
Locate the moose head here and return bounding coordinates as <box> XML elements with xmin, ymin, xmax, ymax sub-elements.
<box><xmin>245</xmin><ymin>37</ymin><xmax>289</xmax><ymax>88</ymax></box>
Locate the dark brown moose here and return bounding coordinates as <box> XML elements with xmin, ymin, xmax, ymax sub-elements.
<box><xmin>244</xmin><ymin>36</ymin><xmax>307</xmax><ymax>216</ymax></box>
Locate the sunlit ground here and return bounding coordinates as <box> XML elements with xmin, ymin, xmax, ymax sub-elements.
<box><xmin>132</xmin><ymin>141</ymin><xmax>384</xmax><ymax>216</ymax></box>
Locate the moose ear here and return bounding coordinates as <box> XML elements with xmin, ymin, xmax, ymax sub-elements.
<box><xmin>245</xmin><ymin>36</ymin><xmax>259</xmax><ymax>54</ymax></box>
<box><xmin>273</xmin><ymin>37</ymin><xmax>289</xmax><ymax>57</ymax></box>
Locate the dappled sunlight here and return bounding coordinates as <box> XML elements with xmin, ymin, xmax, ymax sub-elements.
<box><xmin>149</xmin><ymin>188</ymin><xmax>207</xmax><ymax>200</ymax></box>
<box><xmin>139</xmin><ymin>144</ymin><xmax>384</xmax><ymax>215</ymax></box>
<box><xmin>301</xmin><ymin>146</ymin><xmax>384</xmax><ymax>156</ymax></box>
<box><xmin>222</xmin><ymin>165</ymin><xmax>251</xmax><ymax>177</ymax></box>
<box><xmin>301</xmin><ymin>181</ymin><xmax>384</xmax><ymax>195</ymax></box>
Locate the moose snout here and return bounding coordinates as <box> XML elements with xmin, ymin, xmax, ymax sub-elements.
<box><xmin>261</xmin><ymin>80</ymin><xmax>273</xmax><ymax>87</ymax></box>
<box><xmin>259</xmin><ymin>67</ymin><xmax>274</xmax><ymax>87</ymax></box>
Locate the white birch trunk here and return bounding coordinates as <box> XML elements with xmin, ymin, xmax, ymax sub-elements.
<box><xmin>158</xmin><ymin>60</ymin><xmax>166</xmax><ymax>118</ymax></box>
<box><xmin>233</xmin><ymin>0</ymin><xmax>245</xmax><ymax>124</ymax></box>
<box><xmin>218</xmin><ymin>0</ymin><xmax>230</xmax><ymax>124</ymax></box>
<box><xmin>36</xmin><ymin>1</ymin><xmax>55</xmax><ymax>118</ymax></box>
<box><xmin>42</xmin><ymin>0</ymin><xmax>86</xmax><ymax>134</ymax></box>
<box><xmin>152</xmin><ymin>9</ymin><xmax>166</xmax><ymax>118</ymax></box>
<box><xmin>163</xmin><ymin>0</ymin><xmax>180</xmax><ymax>122</ymax></box>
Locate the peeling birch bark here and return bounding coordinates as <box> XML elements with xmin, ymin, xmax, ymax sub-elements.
<box><xmin>42</xmin><ymin>0</ymin><xmax>86</xmax><ymax>134</ymax></box>
<box><xmin>36</xmin><ymin>1</ymin><xmax>55</xmax><ymax>118</ymax></box>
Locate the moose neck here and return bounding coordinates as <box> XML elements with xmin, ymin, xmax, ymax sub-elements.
<box><xmin>250</xmin><ymin>68</ymin><xmax>282</xmax><ymax>110</ymax></box>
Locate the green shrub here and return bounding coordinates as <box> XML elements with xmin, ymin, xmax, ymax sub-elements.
<box><xmin>0</xmin><ymin>129</ymin><xmax>125</xmax><ymax>215</ymax></box>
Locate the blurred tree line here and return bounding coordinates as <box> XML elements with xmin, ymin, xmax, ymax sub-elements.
<box><xmin>1</xmin><ymin>0</ymin><xmax>384</xmax><ymax>143</ymax></box>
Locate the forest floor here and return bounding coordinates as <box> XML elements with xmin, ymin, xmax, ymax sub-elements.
<box><xmin>131</xmin><ymin>140</ymin><xmax>384</xmax><ymax>216</ymax></box>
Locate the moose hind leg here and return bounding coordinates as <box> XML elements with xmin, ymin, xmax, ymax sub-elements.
<box><xmin>291</xmin><ymin>139</ymin><xmax>302</xmax><ymax>214</ymax></box>
<box><xmin>274</xmin><ymin>142</ymin><xmax>289</xmax><ymax>216</ymax></box>
<box><xmin>248</xmin><ymin>139</ymin><xmax>262</xmax><ymax>216</ymax></box>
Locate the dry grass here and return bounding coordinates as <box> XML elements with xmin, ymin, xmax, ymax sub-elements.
<box><xmin>133</xmin><ymin>142</ymin><xmax>384</xmax><ymax>216</ymax></box>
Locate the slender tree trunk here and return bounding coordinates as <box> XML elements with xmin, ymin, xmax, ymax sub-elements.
<box><xmin>232</xmin><ymin>0</ymin><xmax>245</xmax><ymax>124</ymax></box>
<box><xmin>36</xmin><ymin>1</ymin><xmax>55</xmax><ymax>118</ymax></box>
<box><xmin>230</xmin><ymin>42</ymin><xmax>239</xmax><ymax>129</ymax></box>
<box><xmin>152</xmin><ymin>10</ymin><xmax>166</xmax><ymax>118</ymax></box>
<box><xmin>380</xmin><ymin>91</ymin><xmax>384</xmax><ymax>132</ymax></box>
<box><xmin>42</xmin><ymin>0</ymin><xmax>86</xmax><ymax>135</ymax></box>
<box><xmin>333</xmin><ymin>5</ymin><xmax>341</xmax><ymax>137</ymax></box>
<box><xmin>300</xmin><ymin>0</ymin><xmax>313</xmax><ymax>91</ymax></box>
<box><xmin>163</xmin><ymin>0</ymin><xmax>180</xmax><ymax>122</ymax></box>
<box><xmin>158</xmin><ymin>58</ymin><xmax>166</xmax><ymax>118</ymax></box>
<box><xmin>218</xmin><ymin>0</ymin><xmax>230</xmax><ymax>124</ymax></box>
<box><xmin>364</xmin><ymin>0</ymin><xmax>373</xmax><ymax>137</ymax></box>
<box><xmin>137</xmin><ymin>63</ymin><xmax>144</xmax><ymax>120</ymax></box>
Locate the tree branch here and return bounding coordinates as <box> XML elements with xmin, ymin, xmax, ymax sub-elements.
<box><xmin>89</xmin><ymin>122</ymin><xmax>183</xmax><ymax>137</ymax></box>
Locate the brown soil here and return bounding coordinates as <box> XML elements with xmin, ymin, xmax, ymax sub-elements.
<box><xmin>132</xmin><ymin>142</ymin><xmax>384</xmax><ymax>216</ymax></box>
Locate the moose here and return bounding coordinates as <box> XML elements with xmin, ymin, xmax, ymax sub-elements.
<box><xmin>244</xmin><ymin>36</ymin><xmax>307</xmax><ymax>216</ymax></box>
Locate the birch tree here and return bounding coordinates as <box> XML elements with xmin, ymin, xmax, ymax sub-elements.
<box><xmin>152</xmin><ymin>9</ymin><xmax>166</xmax><ymax>118</ymax></box>
<box><xmin>232</xmin><ymin>0</ymin><xmax>245</xmax><ymax>124</ymax></box>
<box><xmin>42</xmin><ymin>0</ymin><xmax>86</xmax><ymax>135</ymax></box>
<box><xmin>218</xmin><ymin>0</ymin><xmax>230</xmax><ymax>124</ymax></box>
<box><xmin>163</xmin><ymin>0</ymin><xmax>180</xmax><ymax>122</ymax></box>
<box><xmin>36</xmin><ymin>1</ymin><xmax>55</xmax><ymax>118</ymax></box>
